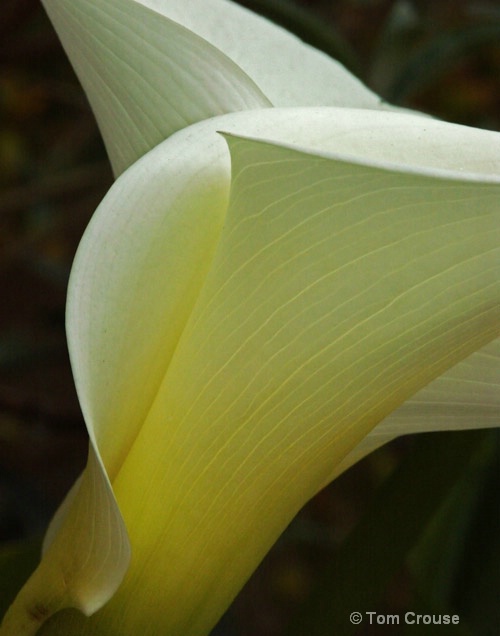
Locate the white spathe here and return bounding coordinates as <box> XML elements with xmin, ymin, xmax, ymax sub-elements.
<box><xmin>3</xmin><ymin>107</ymin><xmax>498</xmax><ymax>636</ymax></box>
<box><xmin>41</xmin><ymin>0</ymin><xmax>390</xmax><ymax>175</ymax></box>
<box><xmin>1</xmin><ymin>1</ymin><xmax>499</xmax><ymax>634</ymax></box>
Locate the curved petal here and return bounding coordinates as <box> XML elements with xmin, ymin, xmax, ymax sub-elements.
<box><xmin>331</xmin><ymin>338</ymin><xmax>500</xmax><ymax>479</ymax></box>
<box><xmin>65</xmin><ymin>127</ymin><xmax>232</xmax><ymax>478</ymax></box>
<box><xmin>29</xmin><ymin>108</ymin><xmax>499</xmax><ymax>635</ymax></box>
<box><xmin>66</xmin><ymin>107</ymin><xmax>500</xmax><ymax>483</ymax></box>
<box><xmin>0</xmin><ymin>445</ymin><xmax>130</xmax><ymax>636</ymax></box>
<box><xmin>133</xmin><ymin>0</ymin><xmax>384</xmax><ymax>108</ymax></box>
<box><xmin>41</xmin><ymin>0</ymin><xmax>386</xmax><ymax>175</ymax></box>
<box><xmin>41</xmin><ymin>0</ymin><xmax>270</xmax><ymax>176</ymax></box>
<box><xmin>381</xmin><ymin>337</ymin><xmax>500</xmax><ymax>434</ymax></box>
<box><xmin>106</xmin><ymin>135</ymin><xmax>500</xmax><ymax>636</ymax></box>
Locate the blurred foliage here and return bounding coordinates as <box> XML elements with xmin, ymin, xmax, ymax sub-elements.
<box><xmin>0</xmin><ymin>1</ymin><xmax>498</xmax><ymax>635</ymax></box>
<box><xmin>0</xmin><ymin>537</ymin><xmax>41</xmax><ymax>618</ymax></box>
<box><xmin>282</xmin><ymin>430</ymin><xmax>497</xmax><ymax>636</ymax></box>
<box><xmin>0</xmin><ymin>0</ymin><xmax>112</xmax><ymax>538</ymax></box>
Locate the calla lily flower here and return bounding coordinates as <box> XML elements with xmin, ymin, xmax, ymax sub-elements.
<box><xmin>1</xmin><ymin>1</ymin><xmax>499</xmax><ymax>635</ymax></box>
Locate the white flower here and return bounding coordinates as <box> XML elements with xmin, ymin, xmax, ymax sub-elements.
<box><xmin>2</xmin><ymin>1</ymin><xmax>498</xmax><ymax>635</ymax></box>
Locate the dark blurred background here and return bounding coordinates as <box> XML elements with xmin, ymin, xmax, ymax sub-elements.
<box><xmin>0</xmin><ymin>1</ymin><xmax>498</xmax><ymax>635</ymax></box>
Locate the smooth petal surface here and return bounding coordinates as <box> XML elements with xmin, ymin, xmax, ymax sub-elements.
<box><xmin>41</xmin><ymin>0</ymin><xmax>386</xmax><ymax>175</ymax></box>
<box><xmin>132</xmin><ymin>0</ymin><xmax>384</xmax><ymax>108</ymax></box>
<box><xmin>0</xmin><ymin>446</ymin><xmax>129</xmax><ymax>636</ymax></box>
<box><xmin>65</xmin><ymin>126</ymin><xmax>232</xmax><ymax>479</ymax></box>
<box><xmin>331</xmin><ymin>338</ymin><xmax>500</xmax><ymax>479</ymax></box>
<box><xmin>29</xmin><ymin>108</ymin><xmax>499</xmax><ymax>636</ymax></box>
<box><xmin>41</xmin><ymin>0</ymin><xmax>269</xmax><ymax>176</ymax></box>
<box><xmin>382</xmin><ymin>338</ymin><xmax>500</xmax><ymax>433</ymax></box>
<box><xmin>66</xmin><ymin>108</ymin><xmax>500</xmax><ymax>484</ymax></box>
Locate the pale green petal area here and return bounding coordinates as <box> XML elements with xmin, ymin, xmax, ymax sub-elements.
<box><xmin>135</xmin><ymin>0</ymin><xmax>385</xmax><ymax>109</ymax></box>
<box><xmin>14</xmin><ymin>108</ymin><xmax>498</xmax><ymax>635</ymax></box>
<box><xmin>41</xmin><ymin>0</ymin><xmax>270</xmax><ymax>176</ymax></box>
<box><xmin>330</xmin><ymin>338</ymin><xmax>500</xmax><ymax>479</ymax></box>
<box><xmin>0</xmin><ymin>446</ymin><xmax>130</xmax><ymax>636</ymax></box>
<box><xmin>37</xmin><ymin>120</ymin><xmax>499</xmax><ymax>636</ymax></box>
<box><xmin>65</xmin><ymin>129</ymin><xmax>232</xmax><ymax>479</ymax></box>
<box><xmin>41</xmin><ymin>0</ymin><xmax>390</xmax><ymax>175</ymax></box>
<box><xmin>66</xmin><ymin>107</ymin><xmax>500</xmax><ymax>484</ymax></box>
<box><xmin>41</xmin><ymin>476</ymin><xmax>83</xmax><ymax>555</ymax></box>
<box><xmin>1</xmin><ymin>114</ymin><xmax>233</xmax><ymax>636</ymax></box>
<box><xmin>381</xmin><ymin>337</ymin><xmax>500</xmax><ymax>434</ymax></box>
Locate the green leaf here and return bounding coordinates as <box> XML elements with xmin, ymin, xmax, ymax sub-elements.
<box><xmin>285</xmin><ymin>430</ymin><xmax>490</xmax><ymax>636</ymax></box>
<box><xmin>0</xmin><ymin>540</ymin><xmax>41</xmax><ymax>619</ymax></box>
<box><xmin>387</xmin><ymin>23</ymin><xmax>500</xmax><ymax>103</ymax></box>
<box><xmin>452</xmin><ymin>438</ymin><xmax>500</xmax><ymax>636</ymax></box>
<box><xmin>409</xmin><ymin>433</ymin><xmax>496</xmax><ymax>606</ymax></box>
